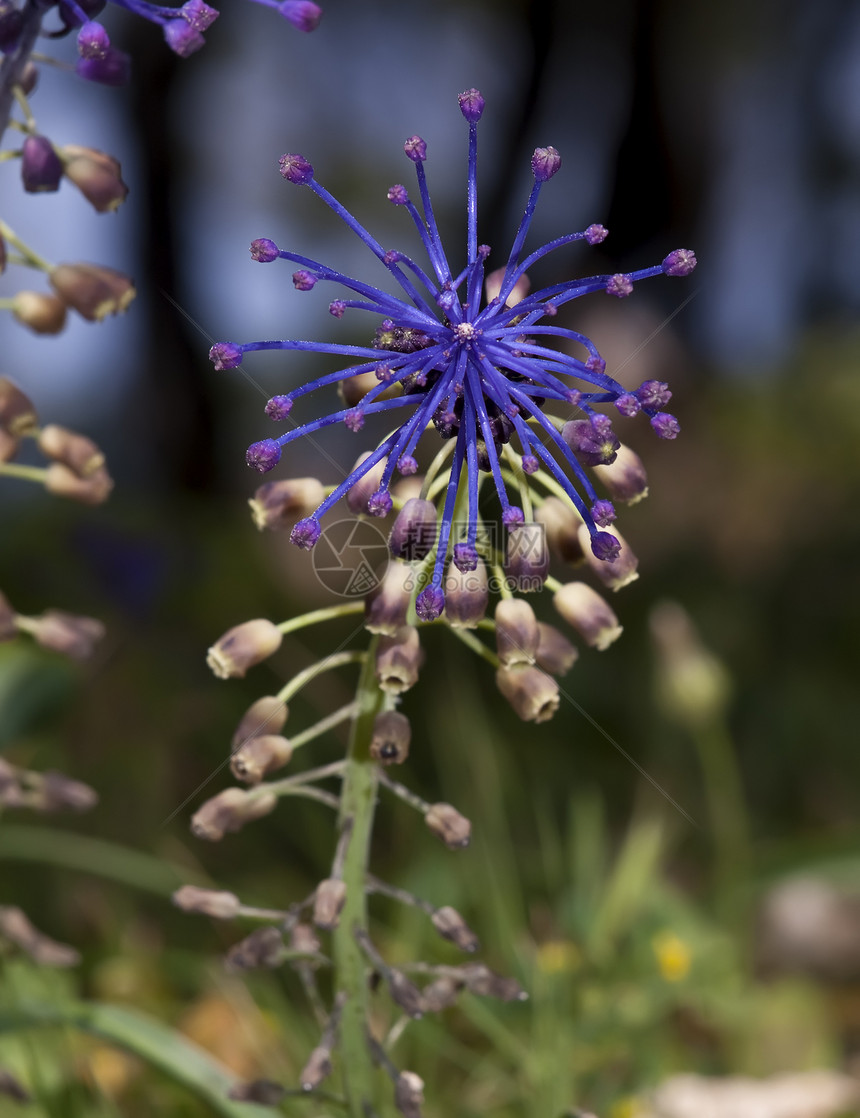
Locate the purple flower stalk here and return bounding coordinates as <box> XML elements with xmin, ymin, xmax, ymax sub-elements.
<box><xmin>210</xmin><ymin>90</ymin><xmax>696</xmax><ymax>622</ymax></box>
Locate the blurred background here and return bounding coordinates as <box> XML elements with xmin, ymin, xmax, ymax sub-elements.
<box><xmin>2</xmin><ymin>0</ymin><xmax>860</xmax><ymax>1114</ymax></box>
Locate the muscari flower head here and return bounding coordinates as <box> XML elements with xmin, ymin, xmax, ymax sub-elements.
<box><xmin>210</xmin><ymin>89</ymin><xmax>696</xmax><ymax>623</ymax></box>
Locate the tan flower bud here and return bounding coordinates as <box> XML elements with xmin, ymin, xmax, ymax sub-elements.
<box><xmin>484</xmin><ymin>265</ymin><xmax>530</xmax><ymax>307</ymax></box>
<box><xmin>389</xmin><ymin>970</ymin><xmax>425</xmax><ymax>1017</ymax></box>
<box><xmin>592</xmin><ymin>443</ymin><xmax>649</xmax><ymax>504</ymax></box>
<box><xmin>346</xmin><ymin>452</ymin><xmax>386</xmax><ymax>515</ymax></box>
<box><xmin>431</xmin><ymin>906</ymin><xmax>479</xmax><ymax>953</ymax></box>
<box><xmin>494</xmin><ymin>598</ymin><xmax>539</xmax><ymax>666</ymax></box>
<box><xmin>313</xmin><ymin>878</ymin><xmax>347</xmax><ymax>930</ymax></box>
<box><xmin>535</xmin><ymin>497</ymin><xmax>585</xmax><ymax>563</ymax></box>
<box><xmin>0</xmin><ymin>590</ymin><xmax>17</xmax><ymax>641</ymax></box>
<box><xmin>0</xmin><ymin>906</ymin><xmax>80</xmax><ymax>967</ymax></box>
<box><xmin>364</xmin><ymin>561</ymin><xmax>413</xmax><ymax>635</ymax></box>
<box><xmin>11</xmin><ymin>291</ymin><xmax>68</xmax><ymax>334</ymax></box>
<box><xmin>300</xmin><ymin>1047</ymin><xmax>332</xmax><ymax>1091</ymax></box>
<box><xmin>20</xmin><ymin>609</ymin><xmax>105</xmax><ymax>659</ymax></box>
<box><xmin>43</xmin><ymin>462</ymin><xmax>114</xmax><ymax>504</ymax></box>
<box><xmin>375</xmin><ymin>625</ymin><xmax>423</xmax><ymax>693</ymax></box>
<box><xmin>249</xmin><ymin>477</ymin><xmax>325</xmax><ymax>530</ymax></box>
<box><xmin>421</xmin><ymin>975</ymin><xmax>463</xmax><ymax>1012</ymax></box>
<box><xmin>289</xmin><ymin>922</ymin><xmax>321</xmax><ymax>956</ymax></box>
<box><xmin>444</xmin><ymin>556</ymin><xmax>488</xmax><ymax>628</ymax></box>
<box><xmin>190</xmin><ymin>787</ymin><xmax>277</xmax><ymax>841</ymax></box>
<box><xmin>226</xmin><ymin>926</ymin><xmax>285</xmax><ymax>970</ymax></box>
<box><xmin>172</xmin><ymin>884</ymin><xmax>241</xmax><ymax>919</ymax></box>
<box><xmin>504</xmin><ymin>523</ymin><xmax>549</xmax><ymax>591</ymax></box>
<box><xmin>460</xmin><ymin>962</ymin><xmax>527</xmax><ymax>1001</ymax></box>
<box><xmin>227</xmin><ymin>1080</ymin><xmax>285</xmax><ymax>1105</ymax></box>
<box><xmin>50</xmin><ymin>262</ymin><xmax>135</xmax><ymax>321</ymax></box>
<box><xmin>369</xmin><ymin>710</ymin><xmax>411</xmax><ymax>765</ymax></box>
<box><xmin>206</xmin><ymin>619</ymin><xmax>282</xmax><ymax>679</ymax></box>
<box><xmin>425</xmin><ymin>802</ymin><xmax>471</xmax><ymax>849</ymax></box>
<box><xmin>577</xmin><ymin>523</ymin><xmax>639</xmax><ymax>590</ymax></box>
<box><xmin>0</xmin><ymin>429</ymin><xmax>19</xmax><ymax>462</ymax></box>
<box><xmin>0</xmin><ymin>377</ymin><xmax>38</xmax><ymax>435</ymax></box>
<box><xmin>535</xmin><ymin>622</ymin><xmax>579</xmax><ymax>675</ymax></box>
<box><xmin>394</xmin><ymin>1071</ymin><xmax>425</xmax><ymax>1118</ymax></box>
<box><xmin>553</xmin><ymin>582</ymin><xmax>622</xmax><ymax>650</ymax></box>
<box><xmin>37</xmin><ymin>424</ymin><xmax>104</xmax><ymax>476</ymax></box>
<box><xmin>38</xmin><ymin>770</ymin><xmax>98</xmax><ymax>812</ymax></box>
<box><xmin>496</xmin><ymin>665</ymin><xmax>560</xmax><ymax>723</ymax></box>
<box><xmin>231</xmin><ymin>734</ymin><xmax>293</xmax><ymax>784</ymax></box>
<box><xmin>59</xmin><ymin>144</ymin><xmax>129</xmax><ymax>213</ymax></box>
<box><xmin>231</xmin><ymin>695</ymin><xmax>288</xmax><ymax>749</ymax></box>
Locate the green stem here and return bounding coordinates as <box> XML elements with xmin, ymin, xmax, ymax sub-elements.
<box><xmin>277</xmin><ymin>602</ymin><xmax>364</xmax><ymax>637</ymax></box>
<box><xmin>0</xmin><ymin>462</ymin><xmax>48</xmax><ymax>484</ymax></box>
<box><xmin>333</xmin><ymin>636</ymin><xmax>385</xmax><ymax>1118</ymax></box>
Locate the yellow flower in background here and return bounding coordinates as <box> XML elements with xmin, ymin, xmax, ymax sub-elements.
<box><xmin>610</xmin><ymin>1094</ymin><xmax>644</xmax><ymax>1118</ymax></box>
<box><xmin>652</xmin><ymin>930</ymin><xmax>691</xmax><ymax>982</ymax></box>
<box><xmin>535</xmin><ymin>939</ymin><xmax>582</xmax><ymax>975</ymax></box>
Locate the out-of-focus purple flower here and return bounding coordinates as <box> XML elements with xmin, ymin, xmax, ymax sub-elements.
<box><xmin>245</xmin><ymin>0</ymin><xmax>322</xmax><ymax>31</ymax></box>
<box><xmin>21</xmin><ymin>135</ymin><xmax>63</xmax><ymax>193</ymax></box>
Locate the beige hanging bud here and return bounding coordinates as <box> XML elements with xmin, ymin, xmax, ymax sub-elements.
<box><xmin>49</xmin><ymin>262</ymin><xmax>135</xmax><ymax>321</ymax></box>
<box><xmin>190</xmin><ymin>787</ymin><xmax>277</xmax><ymax>841</ymax></box>
<box><xmin>312</xmin><ymin>878</ymin><xmax>347</xmax><ymax>930</ymax></box>
<box><xmin>11</xmin><ymin>290</ymin><xmax>67</xmax><ymax>334</ymax></box>
<box><xmin>592</xmin><ymin>442</ymin><xmax>649</xmax><ymax>504</ymax></box>
<box><xmin>494</xmin><ymin>598</ymin><xmax>539</xmax><ymax>666</ymax></box>
<box><xmin>444</xmin><ymin>555</ymin><xmax>488</xmax><ymax>629</ymax></box>
<box><xmin>230</xmin><ymin>734</ymin><xmax>293</xmax><ymax>784</ymax></box>
<box><xmin>364</xmin><ymin>561</ymin><xmax>414</xmax><ymax>635</ymax></box>
<box><xmin>249</xmin><ymin>477</ymin><xmax>325</xmax><ymax>530</ymax></box>
<box><xmin>535</xmin><ymin>622</ymin><xmax>579</xmax><ymax>675</ymax></box>
<box><xmin>504</xmin><ymin>523</ymin><xmax>549</xmax><ymax>591</ymax></box>
<box><xmin>172</xmin><ymin>885</ymin><xmax>241</xmax><ymax>919</ymax></box>
<box><xmin>496</xmin><ymin>665</ymin><xmax>560</xmax><ymax>723</ymax></box>
<box><xmin>59</xmin><ymin>144</ymin><xmax>129</xmax><ymax>213</ymax></box>
<box><xmin>44</xmin><ymin>463</ymin><xmax>114</xmax><ymax>504</ymax></box>
<box><xmin>431</xmin><ymin>906</ymin><xmax>479</xmax><ymax>953</ymax></box>
<box><xmin>553</xmin><ymin>581</ymin><xmax>623</xmax><ymax>650</ymax></box>
<box><xmin>37</xmin><ymin>424</ymin><xmax>105</xmax><ymax>476</ymax></box>
<box><xmin>425</xmin><ymin>802</ymin><xmax>471</xmax><ymax>849</ymax></box>
<box><xmin>18</xmin><ymin>609</ymin><xmax>105</xmax><ymax>660</ymax></box>
<box><xmin>346</xmin><ymin>452</ymin><xmax>387</xmax><ymax>515</ymax></box>
<box><xmin>577</xmin><ymin>523</ymin><xmax>639</xmax><ymax>590</ymax></box>
<box><xmin>0</xmin><ymin>377</ymin><xmax>38</xmax><ymax>435</ymax></box>
<box><xmin>206</xmin><ymin>619</ymin><xmax>283</xmax><ymax>679</ymax></box>
<box><xmin>231</xmin><ymin>695</ymin><xmax>288</xmax><ymax>749</ymax></box>
<box><xmin>535</xmin><ymin>496</ymin><xmax>585</xmax><ymax>563</ymax></box>
<box><xmin>369</xmin><ymin>710</ymin><xmax>411</xmax><ymax>765</ymax></box>
<box><xmin>394</xmin><ymin>1071</ymin><xmax>425</xmax><ymax>1118</ymax></box>
<box><xmin>375</xmin><ymin>625</ymin><xmax>423</xmax><ymax>693</ymax></box>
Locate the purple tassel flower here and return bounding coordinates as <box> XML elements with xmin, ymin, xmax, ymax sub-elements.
<box><xmin>210</xmin><ymin>90</ymin><xmax>696</xmax><ymax>620</ymax></box>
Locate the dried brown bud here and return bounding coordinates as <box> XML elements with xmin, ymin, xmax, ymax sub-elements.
<box><xmin>44</xmin><ymin>463</ymin><xmax>114</xmax><ymax>504</ymax></box>
<box><xmin>494</xmin><ymin>598</ymin><xmax>539</xmax><ymax>667</ymax></box>
<box><xmin>431</xmin><ymin>906</ymin><xmax>480</xmax><ymax>952</ymax></box>
<box><xmin>420</xmin><ymin>975</ymin><xmax>463</xmax><ymax>1012</ymax></box>
<box><xmin>365</xmin><ymin>561</ymin><xmax>414</xmax><ymax>635</ymax></box>
<box><xmin>59</xmin><ymin>144</ymin><xmax>129</xmax><ymax>213</ymax></box>
<box><xmin>289</xmin><ymin>922</ymin><xmax>322</xmax><ymax>957</ymax></box>
<box><xmin>172</xmin><ymin>885</ymin><xmax>241</xmax><ymax>920</ymax></box>
<box><xmin>443</xmin><ymin>556</ymin><xmax>488</xmax><ymax>629</ymax></box>
<box><xmin>50</xmin><ymin>262</ymin><xmax>135</xmax><ymax>321</ymax></box>
<box><xmin>460</xmin><ymin>962</ymin><xmax>527</xmax><ymax>1001</ymax></box>
<box><xmin>389</xmin><ymin>970</ymin><xmax>425</xmax><ymax>1017</ymax></box>
<box><xmin>553</xmin><ymin>582</ymin><xmax>622</xmax><ymax>650</ymax></box>
<box><xmin>313</xmin><ymin>878</ymin><xmax>347</xmax><ymax>930</ymax></box>
<box><xmin>190</xmin><ymin>787</ymin><xmax>277</xmax><ymax>841</ymax></box>
<box><xmin>394</xmin><ymin>1070</ymin><xmax>425</xmax><ymax>1118</ymax></box>
<box><xmin>592</xmin><ymin>443</ymin><xmax>649</xmax><ymax>504</ymax></box>
<box><xmin>346</xmin><ymin>452</ymin><xmax>387</xmax><ymax>515</ymax></box>
<box><xmin>577</xmin><ymin>524</ymin><xmax>639</xmax><ymax>590</ymax></box>
<box><xmin>227</xmin><ymin>1080</ymin><xmax>285</xmax><ymax>1105</ymax></box>
<box><xmin>231</xmin><ymin>734</ymin><xmax>293</xmax><ymax>784</ymax></box>
<box><xmin>0</xmin><ymin>590</ymin><xmax>17</xmax><ymax>641</ymax></box>
<box><xmin>231</xmin><ymin>695</ymin><xmax>288</xmax><ymax>750</ymax></box>
<box><xmin>535</xmin><ymin>622</ymin><xmax>579</xmax><ymax>675</ymax></box>
<box><xmin>39</xmin><ymin>770</ymin><xmax>98</xmax><ymax>812</ymax></box>
<box><xmin>425</xmin><ymin>802</ymin><xmax>471</xmax><ymax>849</ymax></box>
<box><xmin>535</xmin><ymin>497</ymin><xmax>585</xmax><ymax>563</ymax></box>
<box><xmin>0</xmin><ymin>906</ymin><xmax>80</xmax><ymax>967</ymax></box>
<box><xmin>226</xmin><ymin>926</ymin><xmax>285</xmax><ymax>970</ymax></box>
<box><xmin>300</xmin><ymin>1046</ymin><xmax>333</xmax><ymax>1091</ymax></box>
<box><xmin>20</xmin><ymin>609</ymin><xmax>105</xmax><ymax>660</ymax></box>
<box><xmin>11</xmin><ymin>291</ymin><xmax>68</xmax><ymax>334</ymax></box>
<box><xmin>0</xmin><ymin>377</ymin><xmax>38</xmax><ymax>435</ymax></box>
<box><xmin>375</xmin><ymin>625</ymin><xmax>423</xmax><ymax>693</ymax></box>
<box><xmin>249</xmin><ymin>477</ymin><xmax>326</xmax><ymax>530</ymax></box>
<box><xmin>206</xmin><ymin>619</ymin><xmax>283</xmax><ymax>679</ymax></box>
<box><xmin>37</xmin><ymin>424</ymin><xmax>104</xmax><ymax>476</ymax></box>
<box><xmin>369</xmin><ymin>710</ymin><xmax>411</xmax><ymax>765</ymax></box>
<box><xmin>504</xmin><ymin>524</ymin><xmax>549</xmax><ymax>591</ymax></box>
<box><xmin>495</xmin><ymin>665</ymin><xmax>560</xmax><ymax>723</ymax></box>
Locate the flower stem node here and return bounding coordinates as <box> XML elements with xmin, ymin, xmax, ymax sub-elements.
<box><xmin>231</xmin><ymin>734</ymin><xmax>293</xmax><ymax>784</ymax></box>
<box><xmin>494</xmin><ymin>598</ymin><xmax>539</xmax><ymax>666</ymax></box>
<box><xmin>375</xmin><ymin>626</ymin><xmax>423</xmax><ymax>693</ymax></box>
<box><xmin>206</xmin><ymin>618</ymin><xmax>283</xmax><ymax>679</ymax></box>
<box><xmin>495</xmin><ymin>665</ymin><xmax>560</xmax><ymax>723</ymax></box>
<box><xmin>0</xmin><ymin>378</ymin><xmax>38</xmax><ymax>437</ymax></box>
<box><xmin>389</xmin><ymin>498</ymin><xmax>438</xmax><ymax>561</ymax></box>
<box><xmin>245</xmin><ymin>439</ymin><xmax>282</xmax><ymax>473</ymax></box>
<box><xmin>312</xmin><ymin>878</ymin><xmax>347</xmax><ymax>930</ymax></box>
<box><xmin>369</xmin><ymin>710</ymin><xmax>411</xmax><ymax>765</ymax></box>
<box><xmin>49</xmin><ymin>263</ymin><xmax>135</xmax><ymax>321</ymax></box>
<box><xmin>531</xmin><ymin>146</ymin><xmax>561</xmax><ymax>181</ymax></box>
<box><xmin>209</xmin><ymin>342</ymin><xmax>243</xmax><ymax>370</ymax></box>
<box><xmin>577</xmin><ymin>524</ymin><xmax>639</xmax><ymax>590</ymax></box>
<box><xmin>553</xmin><ymin>582</ymin><xmax>622</xmax><ymax>650</ymax></box>
<box><xmin>172</xmin><ymin>885</ymin><xmax>241</xmax><ymax>920</ymax></box>
<box><xmin>11</xmin><ymin>291</ymin><xmax>68</xmax><ymax>335</ymax></box>
<box><xmin>535</xmin><ymin>622</ymin><xmax>579</xmax><ymax>675</ymax></box>
<box><xmin>249</xmin><ymin>477</ymin><xmax>325</xmax><ymax>530</ymax></box>
<box><xmin>431</xmin><ymin>905</ymin><xmax>479</xmax><ymax>952</ymax></box>
<box><xmin>394</xmin><ymin>1071</ymin><xmax>425</xmax><ymax>1118</ymax></box>
<box><xmin>278</xmin><ymin>153</ymin><xmax>314</xmax><ymax>184</ymax></box>
<box><xmin>60</xmin><ymin>144</ymin><xmax>128</xmax><ymax>212</ymax></box>
<box><xmin>251</xmin><ymin>237</ymin><xmax>279</xmax><ymax>262</ymax></box>
<box><xmin>504</xmin><ymin>524</ymin><xmax>549</xmax><ymax>592</ymax></box>
<box><xmin>444</xmin><ymin>555</ymin><xmax>489</xmax><ymax>628</ymax></box>
<box><xmin>662</xmin><ymin>248</ymin><xmax>697</xmax><ymax>277</ymax></box>
<box><xmin>592</xmin><ymin>443</ymin><xmax>649</xmax><ymax>504</ymax></box>
<box><xmin>425</xmin><ymin>802</ymin><xmax>471</xmax><ymax>849</ymax></box>
<box><xmin>365</xmin><ymin>562</ymin><xmax>413</xmax><ymax>635</ymax></box>
<box><xmin>21</xmin><ymin>136</ymin><xmax>63</xmax><ymax>193</ymax></box>
<box><xmin>191</xmin><ymin>787</ymin><xmax>277</xmax><ymax>841</ymax></box>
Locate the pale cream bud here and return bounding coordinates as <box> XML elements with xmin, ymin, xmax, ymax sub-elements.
<box><xmin>226</xmin><ymin>926</ymin><xmax>285</xmax><ymax>970</ymax></box>
<box><xmin>553</xmin><ymin>582</ymin><xmax>622</xmax><ymax>650</ymax></box>
<box><xmin>38</xmin><ymin>424</ymin><xmax>104</xmax><ymax>476</ymax></box>
<box><xmin>431</xmin><ymin>906</ymin><xmax>479</xmax><ymax>953</ymax></box>
<box><xmin>444</xmin><ymin>556</ymin><xmax>488</xmax><ymax>628</ymax></box>
<box><xmin>495</xmin><ymin>665</ymin><xmax>560</xmax><ymax>723</ymax></box>
<box><xmin>460</xmin><ymin>962</ymin><xmax>527</xmax><ymax>1001</ymax></box>
<box><xmin>375</xmin><ymin>625</ymin><xmax>423</xmax><ymax>693</ymax></box>
<box><xmin>44</xmin><ymin>463</ymin><xmax>113</xmax><ymax>504</ymax></box>
<box><xmin>504</xmin><ymin>523</ymin><xmax>549</xmax><ymax>591</ymax></box>
<box><xmin>577</xmin><ymin>523</ymin><xmax>639</xmax><ymax>591</ymax></box>
<box><xmin>592</xmin><ymin>442</ymin><xmax>649</xmax><ymax>504</ymax></box>
<box><xmin>206</xmin><ymin>619</ymin><xmax>283</xmax><ymax>679</ymax></box>
<box><xmin>650</xmin><ymin>601</ymin><xmax>732</xmax><ymax>729</ymax></box>
<box><xmin>484</xmin><ymin>265</ymin><xmax>530</xmax><ymax>307</ymax></box>
<box><xmin>300</xmin><ymin>1047</ymin><xmax>333</xmax><ymax>1091</ymax></box>
<box><xmin>231</xmin><ymin>734</ymin><xmax>293</xmax><ymax>784</ymax></box>
<box><xmin>425</xmin><ymin>802</ymin><xmax>471</xmax><ymax>849</ymax></box>
<box><xmin>0</xmin><ymin>905</ymin><xmax>79</xmax><ymax>967</ymax></box>
<box><xmin>346</xmin><ymin>452</ymin><xmax>387</xmax><ymax>515</ymax></box>
<box><xmin>494</xmin><ymin>598</ymin><xmax>539</xmax><ymax>666</ymax></box>
<box><xmin>231</xmin><ymin>695</ymin><xmax>288</xmax><ymax>750</ymax></box>
<box><xmin>364</xmin><ymin>561</ymin><xmax>413</xmax><ymax>635</ymax></box>
<box><xmin>20</xmin><ymin>609</ymin><xmax>105</xmax><ymax>660</ymax></box>
<box><xmin>59</xmin><ymin>144</ymin><xmax>129</xmax><ymax>213</ymax></box>
<box><xmin>535</xmin><ymin>622</ymin><xmax>579</xmax><ymax>675</ymax></box>
<box><xmin>172</xmin><ymin>885</ymin><xmax>241</xmax><ymax>919</ymax></box>
<box><xmin>389</xmin><ymin>970</ymin><xmax>425</xmax><ymax>1017</ymax></box>
<box><xmin>394</xmin><ymin>1071</ymin><xmax>425</xmax><ymax>1118</ymax></box>
<box><xmin>249</xmin><ymin>477</ymin><xmax>325</xmax><ymax>530</ymax></box>
<box><xmin>190</xmin><ymin>787</ymin><xmax>277</xmax><ymax>841</ymax></box>
<box><xmin>11</xmin><ymin>291</ymin><xmax>68</xmax><ymax>334</ymax></box>
<box><xmin>313</xmin><ymin>878</ymin><xmax>347</xmax><ymax>929</ymax></box>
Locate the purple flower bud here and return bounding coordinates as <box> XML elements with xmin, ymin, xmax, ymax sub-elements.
<box><xmin>162</xmin><ymin>19</ymin><xmax>205</xmax><ymax>57</ymax></box>
<box><xmin>75</xmin><ymin>48</ymin><xmax>130</xmax><ymax>86</ymax></box>
<box><xmin>278</xmin><ymin>0</ymin><xmax>322</xmax><ymax>31</ymax></box>
<box><xmin>590</xmin><ymin>531</ymin><xmax>621</xmax><ymax>561</ymax></box>
<box><xmin>586</xmin><ymin>223</ymin><xmax>608</xmax><ymax>244</ymax></box>
<box><xmin>606</xmin><ymin>273</ymin><xmax>634</xmax><ymax>298</ymax></box>
<box><xmin>397</xmin><ymin>454</ymin><xmax>418</xmax><ymax>475</ymax></box>
<box><xmin>416</xmin><ymin>585</ymin><xmax>445</xmax><ymax>621</ymax></box>
<box><xmin>388</xmin><ymin>184</ymin><xmax>409</xmax><ymax>205</ymax></box>
<box><xmin>590</xmin><ymin>499</ymin><xmax>616</xmax><ymax>527</ymax></box>
<box><xmin>278</xmin><ymin>153</ymin><xmax>314</xmax><ymax>184</ymax></box>
<box><xmin>264</xmin><ymin>395</ymin><xmax>292</xmax><ymax>420</ymax></box>
<box><xmin>522</xmin><ymin>454</ymin><xmax>539</xmax><ymax>474</ymax></box>
<box><xmin>250</xmin><ymin>238</ymin><xmax>279</xmax><ymax>262</ymax></box>
<box><xmin>662</xmin><ymin>248</ymin><xmax>697</xmax><ymax>277</ymax></box>
<box><xmin>404</xmin><ymin>135</ymin><xmax>427</xmax><ymax>163</ymax></box>
<box><xmin>453</xmin><ymin>542</ymin><xmax>478</xmax><ymax>572</ymax></box>
<box><xmin>531</xmin><ymin>146</ymin><xmax>561</xmax><ymax>181</ymax></box>
<box><xmin>502</xmin><ymin>506</ymin><xmax>524</xmax><ymax>527</ymax></box>
<box><xmin>181</xmin><ymin>0</ymin><xmax>219</xmax><ymax>31</ymax></box>
<box><xmin>292</xmin><ymin>269</ymin><xmax>317</xmax><ymax>290</ymax></box>
<box><xmin>636</xmin><ymin>380</ymin><xmax>672</xmax><ymax>408</ymax></box>
<box><xmin>246</xmin><ymin>439</ymin><xmax>281</xmax><ymax>473</ymax></box>
<box><xmin>367</xmin><ymin>489</ymin><xmax>393</xmax><ymax>517</ymax></box>
<box><xmin>0</xmin><ymin>6</ymin><xmax>24</xmax><ymax>52</ymax></box>
<box><xmin>329</xmin><ymin>299</ymin><xmax>346</xmax><ymax>317</ymax></box>
<box><xmin>650</xmin><ymin>412</ymin><xmax>681</xmax><ymax>439</ymax></box>
<box><xmin>21</xmin><ymin>136</ymin><xmax>63</xmax><ymax>194</ymax></box>
<box><xmin>344</xmin><ymin>408</ymin><xmax>364</xmax><ymax>432</ymax></box>
<box><xmin>383</xmin><ymin>250</ymin><xmax>401</xmax><ymax>265</ymax></box>
<box><xmin>615</xmin><ymin>393</ymin><xmax>641</xmax><ymax>417</ymax></box>
<box><xmin>457</xmin><ymin>88</ymin><xmax>485</xmax><ymax>122</ymax></box>
<box><xmin>290</xmin><ymin>517</ymin><xmax>321</xmax><ymax>549</ymax></box>
<box><xmin>562</xmin><ymin>417</ymin><xmax>620</xmax><ymax>467</ymax></box>
<box><xmin>77</xmin><ymin>20</ymin><xmax>110</xmax><ymax>59</ymax></box>
<box><xmin>586</xmin><ymin>354</ymin><xmax>606</xmax><ymax>374</ymax></box>
<box><xmin>209</xmin><ymin>342</ymin><xmax>243</xmax><ymax>370</ymax></box>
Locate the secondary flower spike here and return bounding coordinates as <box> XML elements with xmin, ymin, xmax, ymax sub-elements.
<box><xmin>210</xmin><ymin>90</ymin><xmax>696</xmax><ymax>622</ymax></box>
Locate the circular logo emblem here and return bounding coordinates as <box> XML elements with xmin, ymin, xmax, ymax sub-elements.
<box><xmin>311</xmin><ymin>518</ymin><xmax>391</xmax><ymax>598</ymax></box>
